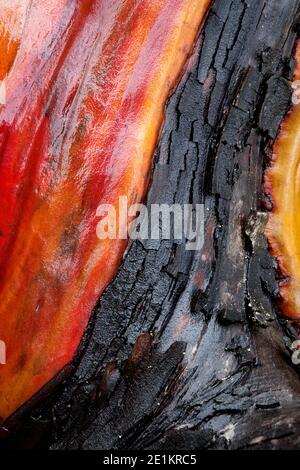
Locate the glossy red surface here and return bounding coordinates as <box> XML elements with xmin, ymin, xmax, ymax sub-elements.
<box><xmin>0</xmin><ymin>0</ymin><xmax>210</xmax><ymax>421</ymax></box>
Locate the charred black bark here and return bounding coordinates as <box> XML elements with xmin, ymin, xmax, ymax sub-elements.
<box><xmin>2</xmin><ymin>0</ymin><xmax>300</xmax><ymax>450</ymax></box>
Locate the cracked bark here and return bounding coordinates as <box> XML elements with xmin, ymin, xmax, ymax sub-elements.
<box><xmin>2</xmin><ymin>0</ymin><xmax>300</xmax><ymax>450</ymax></box>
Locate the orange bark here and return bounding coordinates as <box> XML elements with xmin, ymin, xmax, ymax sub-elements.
<box><xmin>265</xmin><ymin>42</ymin><xmax>300</xmax><ymax>319</ymax></box>
<box><xmin>0</xmin><ymin>0</ymin><xmax>210</xmax><ymax>421</ymax></box>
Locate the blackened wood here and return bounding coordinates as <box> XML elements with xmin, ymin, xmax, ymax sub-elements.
<box><xmin>2</xmin><ymin>0</ymin><xmax>300</xmax><ymax>450</ymax></box>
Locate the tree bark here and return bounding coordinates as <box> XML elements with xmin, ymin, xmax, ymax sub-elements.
<box><xmin>2</xmin><ymin>0</ymin><xmax>300</xmax><ymax>450</ymax></box>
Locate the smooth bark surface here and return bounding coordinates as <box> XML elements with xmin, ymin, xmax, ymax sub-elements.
<box><xmin>2</xmin><ymin>0</ymin><xmax>300</xmax><ymax>450</ymax></box>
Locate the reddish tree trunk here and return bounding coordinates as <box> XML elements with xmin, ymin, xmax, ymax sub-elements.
<box><xmin>2</xmin><ymin>0</ymin><xmax>300</xmax><ymax>450</ymax></box>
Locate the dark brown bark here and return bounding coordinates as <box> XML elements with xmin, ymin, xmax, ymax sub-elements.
<box><xmin>2</xmin><ymin>0</ymin><xmax>300</xmax><ymax>450</ymax></box>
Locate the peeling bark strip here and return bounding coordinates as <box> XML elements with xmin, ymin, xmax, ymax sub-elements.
<box><xmin>265</xmin><ymin>43</ymin><xmax>300</xmax><ymax>320</ymax></box>
<box><xmin>2</xmin><ymin>0</ymin><xmax>300</xmax><ymax>450</ymax></box>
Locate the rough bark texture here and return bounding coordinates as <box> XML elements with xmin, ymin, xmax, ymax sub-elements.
<box><xmin>2</xmin><ymin>0</ymin><xmax>300</xmax><ymax>450</ymax></box>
